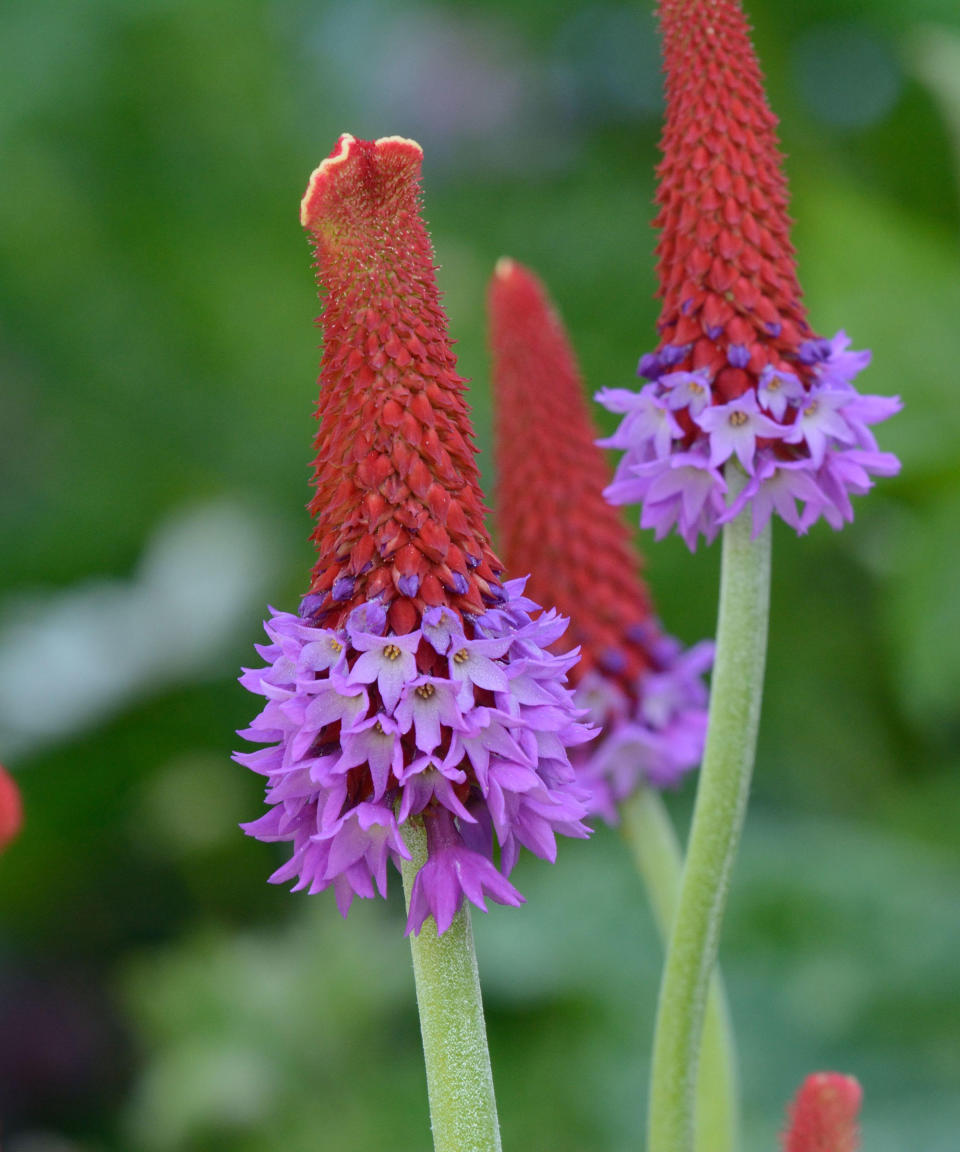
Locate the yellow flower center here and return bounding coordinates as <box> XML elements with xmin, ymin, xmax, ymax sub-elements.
<box><xmin>453</xmin><ymin>648</ymin><xmax>470</xmax><ymax>664</ymax></box>
<box><xmin>416</xmin><ymin>683</ymin><xmax>436</xmax><ymax>699</ymax></box>
<box><xmin>383</xmin><ymin>643</ymin><xmax>402</xmax><ymax>661</ymax></box>
<box><xmin>729</xmin><ymin>410</ymin><xmax>749</xmax><ymax>427</ymax></box>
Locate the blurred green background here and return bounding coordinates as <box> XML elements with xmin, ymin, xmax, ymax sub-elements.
<box><xmin>2</xmin><ymin>0</ymin><xmax>958</xmax><ymax>1148</ymax></box>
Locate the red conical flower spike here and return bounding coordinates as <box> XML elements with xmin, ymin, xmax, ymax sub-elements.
<box><xmin>655</xmin><ymin>0</ymin><xmax>808</xmax><ymax>370</ymax></box>
<box><xmin>782</xmin><ymin>1072</ymin><xmax>862</xmax><ymax>1152</ymax></box>
<box><xmin>236</xmin><ymin>136</ymin><xmax>593</xmax><ymax>935</ymax></box>
<box><xmin>598</xmin><ymin>0</ymin><xmax>900</xmax><ymax>548</ymax></box>
<box><xmin>490</xmin><ymin>259</ymin><xmax>710</xmax><ymax>819</ymax></box>
<box><xmin>492</xmin><ymin>258</ymin><xmax>655</xmax><ymax>686</ymax></box>
<box><xmin>300</xmin><ymin>135</ymin><xmax>500</xmax><ymax>636</ymax></box>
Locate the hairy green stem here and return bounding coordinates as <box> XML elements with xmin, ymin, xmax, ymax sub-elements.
<box><xmin>622</xmin><ymin>787</ymin><xmax>739</xmax><ymax>1152</ymax></box>
<box><xmin>647</xmin><ymin>470</ymin><xmax>772</xmax><ymax>1152</ymax></box>
<box><xmin>400</xmin><ymin>818</ymin><xmax>502</xmax><ymax>1152</ymax></box>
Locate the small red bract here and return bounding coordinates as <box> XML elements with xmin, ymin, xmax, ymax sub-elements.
<box><xmin>782</xmin><ymin>1072</ymin><xmax>862</xmax><ymax>1152</ymax></box>
<box><xmin>0</xmin><ymin>764</ymin><xmax>23</xmax><ymax>852</ymax></box>
<box><xmin>489</xmin><ymin>258</ymin><xmax>656</xmax><ymax>689</ymax></box>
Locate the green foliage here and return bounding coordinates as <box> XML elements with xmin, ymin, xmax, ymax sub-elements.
<box><xmin>2</xmin><ymin>0</ymin><xmax>958</xmax><ymax>1148</ymax></box>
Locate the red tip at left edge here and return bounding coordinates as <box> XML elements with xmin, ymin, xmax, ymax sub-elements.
<box><xmin>0</xmin><ymin>764</ymin><xmax>23</xmax><ymax>851</ymax></box>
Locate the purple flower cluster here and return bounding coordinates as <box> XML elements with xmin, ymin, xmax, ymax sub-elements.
<box><xmin>598</xmin><ymin>332</ymin><xmax>901</xmax><ymax>549</ymax></box>
<box><xmin>573</xmin><ymin>634</ymin><xmax>713</xmax><ymax>823</ymax></box>
<box><xmin>235</xmin><ymin>579</ymin><xmax>594</xmax><ymax>935</ymax></box>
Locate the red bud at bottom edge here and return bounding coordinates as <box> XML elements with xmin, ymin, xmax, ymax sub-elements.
<box><xmin>782</xmin><ymin>1072</ymin><xmax>862</xmax><ymax>1152</ymax></box>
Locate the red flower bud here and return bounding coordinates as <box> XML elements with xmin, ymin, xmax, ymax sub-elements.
<box><xmin>782</xmin><ymin>1072</ymin><xmax>862</xmax><ymax>1152</ymax></box>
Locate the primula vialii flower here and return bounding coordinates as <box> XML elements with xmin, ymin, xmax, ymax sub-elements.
<box><xmin>598</xmin><ymin>0</ymin><xmax>901</xmax><ymax>549</ymax></box>
<box><xmin>490</xmin><ymin>259</ymin><xmax>711</xmax><ymax>821</ymax></box>
<box><xmin>236</xmin><ymin>135</ymin><xmax>592</xmax><ymax>935</ymax></box>
<box><xmin>782</xmin><ymin>1073</ymin><xmax>862</xmax><ymax>1152</ymax></box>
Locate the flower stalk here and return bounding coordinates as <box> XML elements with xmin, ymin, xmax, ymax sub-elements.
<box><xmin>647</xmin><ymin>466</ymin><xmax>771</xmax><ymax>1152</ymax></box>
<box><xmin>400</xmin><ymin>817</ymin><xmax>502</xmax><ymax>1152</ymax></box>
<box><xmin>621</xmin><ymin>786</ymin><xmax>738</xmax><ymax>1152</ymax></box>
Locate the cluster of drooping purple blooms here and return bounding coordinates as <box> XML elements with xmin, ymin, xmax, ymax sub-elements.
<box><xmin>572</xmin><ymin>634</ymin><xmax>713</xmax><ymax>823</ymax></box>
<box><xmin>236</xmin><ymin>580</ymin><xmax>593</xmax><ymax>935</ymax></box>
<box><xmin>598</xmin><ymin>332</ymin><xmax>901</xmax><ymax>549</ymax></box>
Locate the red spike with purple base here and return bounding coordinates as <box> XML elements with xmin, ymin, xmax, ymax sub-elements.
<box><xmin>598</xmin><ymin>0</ymin><xmax>901</xmax><ymax>549</ymax></box>
<box><xmin>235</xmin><ymin>136</ymin><xmax>593</xmax><ymax>936</ymax></box>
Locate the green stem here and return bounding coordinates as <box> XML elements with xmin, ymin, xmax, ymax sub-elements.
<box><xmin>400</xmin><ymin>818</ymin><xmax>502</xmax><ymax>1152</ymax></box>
<box><xmin>622</xmin><ymin>786</ymin><xmax>739</xmax><ymax>1152</ymax></box>
<box><xmin>647</xmin><ymin>469</ymin><xmax>772</xmax><ymax>1152</ymax></box>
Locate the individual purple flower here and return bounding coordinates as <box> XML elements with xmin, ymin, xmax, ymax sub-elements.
<box><xmin>815</xmin><ymin>447</ymin><xmax>901</xmax><ymax>530</ymax></box>
<box><xmin>782</xmin><ymin>388</ymin><xmax>857</xmax><ymax>468</ymax></box>
<box><xmin>448</xmin><ymin>635</ymin><xmax>512</xmax><ymax>702</ymax></box>
<box><xmin>662</xmin><ymin>368</ymin><xmax>713</xmax><ymax>417</ymax></box>
<box><xmin>638</xmin><ymin>450</ymin><xmax>728</xmax><ymax>549</ymax></box>
<box><xmin>346</xmin><ymin>627</ymin><xmax>421</xmax><ymax>712</ymax></box>
<box><xmin>406</xmin><ymin>808</ymin><xmax>524</xmax><ymax>936</ymax></box>
<box><xmin>337</xmin><ymin>714</ymin><xmax>404</xmax><ymax>799</ymax></box>
<box><xmin>757</xmin><ymin>366</ymin><xmax>804</xmax><ymax>422</ymax></box>
<box><xmin>315</xmin><ymin>802</ymin><xmax>409</xmax><ymax>902</ymax></box>
<box><xmin>806</xmin><ymin>330</ymin><xmax>872</xmax><ymax>386</ymax></box>
<box><xmin>395</xmin><ymin>676</ymin><xmax>465</xmax><ymax>754</ymax></box>
<box><xmin>723</xmin><ymin>456</ymin><xmax>829</xmax><ymax>537</ymax></box>
<box><xmin>596</xmin><ymin>384</ymin><xmax>683</xmax><ymax>460</ymax></box>
<box><xmin>696</xmin><ymin>391</ymin><xmax>786</xmax><ymax>474</ymax></box>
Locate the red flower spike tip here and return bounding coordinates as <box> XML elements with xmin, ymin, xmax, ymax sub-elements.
<box><xmin>597</xmin><ymin>0</ymin><xmax>900</xmax><ymax>548</ymax></box>
<box><xmin>235</xmin><ymin>139</ymin><xmax>594</xmax><ymax>935</ymax></box>
<box><xmin>490</xmin><ymin>259</ymin><xmax>711</xmax><ymax>817</ymax></box>
<box><xmin>782</xmin><ymin>1072</ymin><xmax>862</xmax><ymax>1152</ymax></box>
<box><xmin>301</xmin><ymin>133</ymin><xmax>502</xmax><ymax>635</ymax></box>
<box><xmin>0</xmin><ymin>764</ymin><xmax>23</xmax><ymax>852</ymax></box>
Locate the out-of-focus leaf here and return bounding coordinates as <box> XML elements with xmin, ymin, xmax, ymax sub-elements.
<box><xmin>883</xmin><ymin>486</ymin><xmax>960</xmax><ymax>736</ymax></box>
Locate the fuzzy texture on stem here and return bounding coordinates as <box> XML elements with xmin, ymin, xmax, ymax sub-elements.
<box><xmin>622</xmin><ymin>788</ymin><xmax>738</xmax><ymax>1152</ymax></box>
<box><xmin>400</xmin><ymin>817</ymin><xmax>502</xmax><ymax>1152</ymax></box>
<box><xmin>489</xmin><ymin>258</ymin><xmax>711</xmax><ymax>819</ymax></box>
<box><xmin>647</xmin><ymin>467</ymin><xmax>771</xmax><ymax>1152</ymax></box>
<box><xmin>597</xmin><ymin>0</ymin><xmax>900</xmax><ymax>548</ymax></box>
<box><xmin>782</xmin><ymin>1073</ymin><xmax>862</xmax><ymax>1152</ymax></box>
<box><xmin>236</xmin><ymin>136</ymin><xmax>593</xmax><ymax>936</ymax></box>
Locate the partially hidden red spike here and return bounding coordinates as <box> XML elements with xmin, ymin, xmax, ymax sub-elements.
<box><xmin>489</xmin><ymin>258</ymin><xmax>658</xmax><ymax>690</ymax></box>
